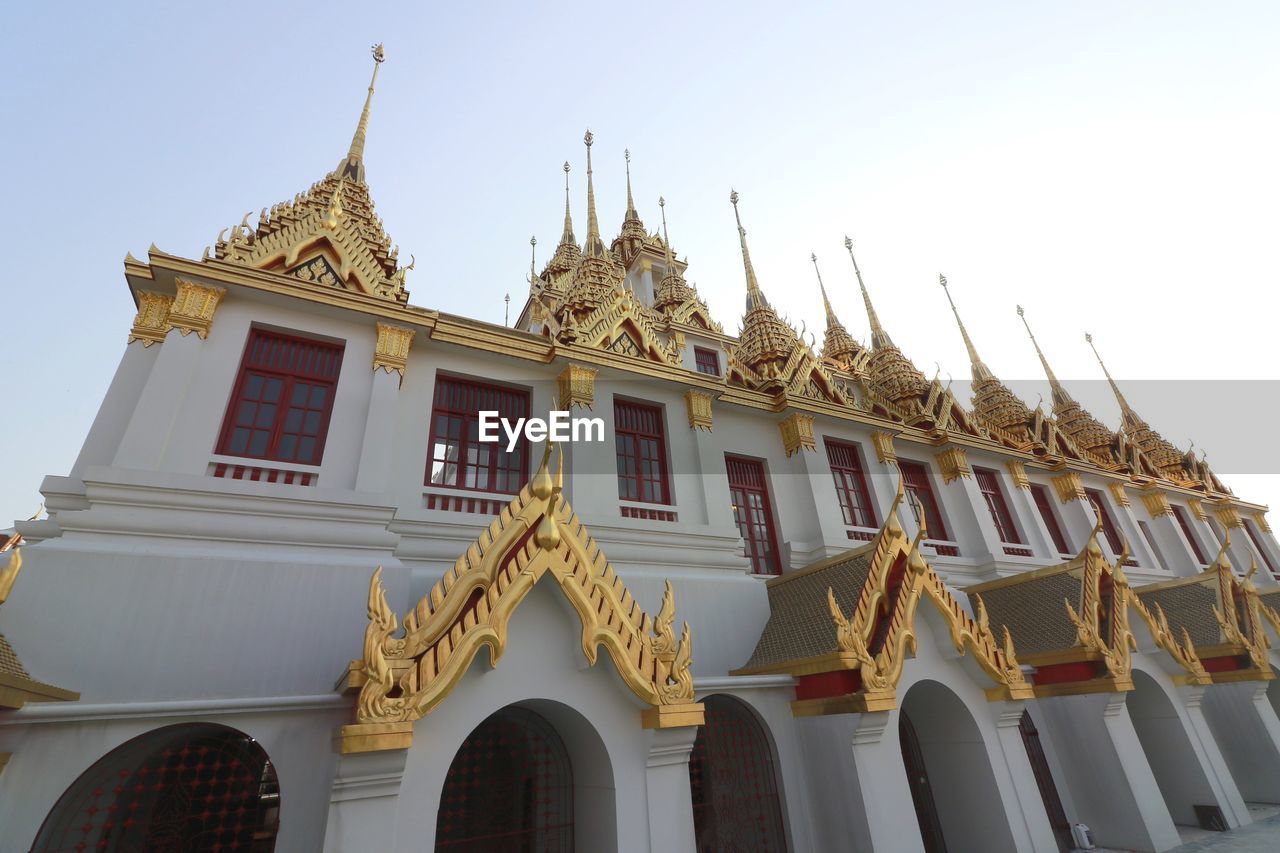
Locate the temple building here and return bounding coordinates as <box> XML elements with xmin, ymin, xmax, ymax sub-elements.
<box><xmin>7</xmin><ymin>47</ymin><xmax>1280</xmax><ymax>853</ymax></box>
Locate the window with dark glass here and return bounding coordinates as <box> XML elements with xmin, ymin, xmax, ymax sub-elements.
<box><xmin>614</xmin><ymin>400</ymin><xmax>670</xmax><ymax>504</ymax></box>
<box><xmin>1172</xmin><ymin>505</ymin><xmax>1208</xmax><ymax>565</ymax></box>
<box><xmin>1139</xmin><ymin>520</ymin><xmax>1168</xmax><ymax>569</ymax></box>
<box><xmin>426</xmin><ymin>376</ymin><xmax>529</xmax><ymax>494</ymax></box>
<box><xmin>217</xmin><ymin>329</ymin><xmax>344</xmax><ymax>465</ymax></box>
<box><xmin>1030</xmin><ymin>484</ymin><xmax>1072</xmax><ymax>555</ymax></box>
<box><xmin>694</xmin><ymin>347</ymin><xmax>721</xmax><ymax>376</ymax></box>
<box><xmin>975</xmin><ymin>468</ymin><xmax>1021</xmax><ymax>544</ymax></box>
<box><xmin>1084</xmin><ymin>488</ymin><xmax>1124</xmax><ymax>555</ymax></box>
<box><xmin>726</xmin><ymin>455</ymin><xmax>781</xmax><ymax>575</ymax></box>
<box><xmin>900</xmin><ymin>460</ymin><xmax>948</xmax><ymax>540</ymax></box>
<box><xmin>825</xmin><ymin>439</ymin><xmax>877</xmax><ymax>529</ymax></box>
<box><xmin>1243</xmin><ymin>519</ymin><xmax>1278</xmax><ymax>577</ymax></box>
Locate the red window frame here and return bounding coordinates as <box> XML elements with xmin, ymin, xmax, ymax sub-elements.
<box><xmin>1172</xmin><ymin>505</ymin><xmax>1208</xmax><ymax>565</ymax></box>
<box><xmin>614</xmin><ymin>399</ymin><xmax>671</xmax><ymax>504</ymax></box>
<box><xmin>976</xmin><ymin>468</ymin><xmax>1022</xmax><ymax>545</ymax></box>
<box><xmin>825</xmin><ymin>439</ymin><xmax>877</xmax><ymax>529</ymax></box>
<box><xmin>426</xmin><ymin>374</ymin><xmax>530</xmax><ymax>494</ymax></box>
<box><xmin>726</xmin><ymin>455</ymin><xmax>781</xmax><ymax>575</ymax></box>
<box><xmin>1084</xmin><ymin>489</ymin><xmax>1124</xmax><ymax>556</ymax></box>
<box><xmin>694</xmin><ymin>347</ymin><xmax>721</xmax><ymax>377</ymax></box>
<box><xmin>1243</xmin><ymin>519</ymin><xmax>1278</xmax><ymax>578</ymax></box>
<box><xmin>1030</xmin><ymin>484</ymin><xmax>1072</xmax><ymax>555</ymax></box>
<box><xmin>216</xmin><ymin>328</ymin><xmax>344</xmax><ymax>465</ymax></box>
<box><xmin>900</xmin><ymin>460</ymin><xmax>948</xmax><ymax>540</ymax></box>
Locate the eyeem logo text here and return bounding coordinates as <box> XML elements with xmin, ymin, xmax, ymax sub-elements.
<box><xmin>478</xmin><ymin>410</ymin><xmax>605</xmax><ymax>452</ymax></box>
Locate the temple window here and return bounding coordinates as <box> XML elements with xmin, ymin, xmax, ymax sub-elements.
<box><xmin>426</xmin><ymin>375</ymin><xmax>529</xmax><ymax>494</ymax></box>
<box><xmin>1030</xmin><ymin>483</ymin><xmax>1072</xmax><ymax>556</ymax></box>
<box><xmin>694</xmin><ymin>346</ymin><xmax>721</xmax><ymax>376</ymax></box>
<box><xmin>975</xmin><ymin>467</ymin><xmax>1021</xmax><ymax>545</ymax></box>
<box><xmin>726</xmin><ymin>455</ymin><xmax>781</xmax><ymax>575</ymax></box>
<box><xmin>825</xmin><ymin>439</ymin><xmax>877</xmax><ymax>529</ymax></box>
<box><xmin>614</xmin><ymin>399</ymin><xmax>671</xmax><ymax>504</ymax></box>
<box><xmin>1172</xmin><ymin>505</ymin><xmax>1208</xmax><ymax>565</ymax></box>
<box><xmin>900</xmin><ymin>460</ymin><xmax>949</xmax><ymax>540</ymax></box>
<box><xmin>1084</xmin><ymin>488</ymin><xmax>1124</xmax><ymax>556</ymax></box>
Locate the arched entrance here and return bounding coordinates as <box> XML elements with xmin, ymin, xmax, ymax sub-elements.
<box><xmin>435</xmin><ymin>705</ymin><xmax>574</xmax><ymax>852</ymax></box>
<box><xmin>688</xmin><ymin>694</ymin><xmax>787</xmax><ymax>851</ymax></box>
<box><xmin>32</xmin><ymin>723</ymin><xmax>280</xmax><ymax>852</ymax></box>
<box><xmin>898</xmin><ymin>680</ymin><xmax>1017</xmax><ymax>853</ymax></box>
<box><xmin>1128</xmin><ymin>669</ymin><xmax>1226</xmax><ymax>831</ymax></box>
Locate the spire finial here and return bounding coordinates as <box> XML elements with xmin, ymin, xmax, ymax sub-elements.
<box><xmin>659</xmin><ymin>196</ymin><xmax>675</xmax><ymax>272</ymax></box>
<box><xmin>811</xmin><ymin>252</ymin><xmax>839</xmax><ymax>326</ymax></box>
<box><xmin>845</xmin><ymin>235</ymin><xmax>893</xmax><ymax>349</ymax></box>
<box><xmin>1017</xmin><ymin>305</ymin><xmax>1073</xmax><ymax>407</ymax></box>
<box><xmin>558</xmin><ymin>162</ymin><xmax>576</xmax><ymax>246</ymax></box>
<box><xmin>624</xmin><ymin>148</ymin><xmax>638</xmax><ymax>219</ymax></box>
<box><xmin>337</xmin><ymin>43</ymin><xmax>385</xmax><ymax>182</ymax></box>
<box><xmin>1086</xmin><ymin>332</ymin><xmax>1138</xmax><ymax>422</ymax></box>
<box><xmin>731</xmin><ymin>190</ymin><xmax>768</xmax><ymax>310</ymax></box>
<box><xmin>529</xmin><ymin>235</ymin><xmax>537</xmax><ymax>282</ymax></box>
<box><xmin>583</xmin><ymin>130</ymin><xmax>605</xmax><ymax>257</ymax></box>
<box><xmin>939</xmin><ymin>274</ymin><xmax>991</xmax><ymax>380</ymax></box>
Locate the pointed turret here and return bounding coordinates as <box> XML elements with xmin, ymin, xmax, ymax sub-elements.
<box><xmin>844</xmin><ymin>236</ymin><xmax>894</xmax><ymax>351</ymax></box>
<box><xmin>562</xmin><ymin>131</ymin><xmax>625</xmax><ymax>316</ymax></box>
<box><xmin>731</xmin><ymin>191</ymin><xmax>798</xmax><ymax>380</ymax></box>
<box><xmin>653</xmin><ymin>197</ymin><xmax>697</xmax><ymax>314</ymax></box>
<box><xmin>1086</xmin><ymin>333</ymin><xmax>1187</xmax><ymax>476</ymax></box>
<box><xmin>1017</xmin><ymin>305</ymin><xmax>1074</xmax><ymax>409</ymax></box>
<box><xmin>939</xmin><ymin>275</ymin><xmax>1029</xmax><ymax>438</ymax></box>
<box><xmin>336</xmin><ymin>43</ymin><xmax>385</xmax><ymax>182</ymax></box>
<box><xmin>843</xmin><ymin>237</ymin><xmax>926</xmax><ymax>404</ymax></box>
<box><xmin>582</xmin><ymin>131</ymin><xmax>607</xmax><ymax>258</ymax></box>
<box><xmin>810</xmin><ymin>253</ymin><xmax>861</xmax><ymax>367</ymax></box>
<box><xmin>612</xmin><ymin>149</ymin><xmax>651</xmax><ymax>267</ymax></box>
<box><xmin>543</xmin><ymin>161</ymin><xmax>583</xmax><ymax>280</ymax></box>
<box><xmin>1015</xmin><ymin>307</ymin><xmax>1114</xmax><ymax>456</ymax></box>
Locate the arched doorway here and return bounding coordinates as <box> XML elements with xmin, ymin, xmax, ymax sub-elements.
<box><xmin>1128</xmin><ymin>669</ymin><xmax>1226</xmax><ymax>831</ymax></box>
<box><xmin>898</xmin><ymin>680</ymin><xmax>1018</xmax><ymax>853</ymax></box>
<box><xmin>687</xmin><ymin>694</ymin><xmax>787</xmax><ymax>851</ymax></box>
<box><xmin>33</xmin><ymin>723</ymin><xmax>280</xmax><ymax>852</ymax></box>
<box><xmin>435</xmin><ymin>705</ymin><xmax>574</xmax><ymax>852</ymax></box>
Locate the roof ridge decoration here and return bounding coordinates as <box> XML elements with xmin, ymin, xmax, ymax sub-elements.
<box><xmin>940</xmin><ymin>275</ymin><xmax>1032</xmax><ymax>443</ymax></box>
<box><xmin>337</xmin><ymin>444</ymin><xmax>703</xmax><ymax>752</ymax></box>
<box><xmin>735</xmin><ymin>473</ymin><xmax>1032</xmax><ymax>715</ymax></box>
<box><xmin>210</xmin><ymin>44</ymin><xmax>411</xmax><ymax>304</ymax></box>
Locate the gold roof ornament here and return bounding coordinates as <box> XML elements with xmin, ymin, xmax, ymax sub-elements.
<box><xmin>543</xmin><ymin>161</ymin><xmax>583</xmax><ymax>282</ymax></box>
<box><xmin>1017</xmin><ymin>307</ymin><xmax>1115</xmax><ymax>458</ymax></box>
<box><xmin>730</xmin><ymin>191</ymin><xmax>800</xmax><ymax>381</ymax></box>
<box><xmin>211</xmin><ymin>43</ymin><xmax>410</xmax><ymax>303</ymax></box>
<box><xmin>561</xmin><ymin>131</ymin><xmax>626</xmax><ymax>317</ymax></box>
<box><xmin>810</xmin><ymin>252</ymin><xmax>862</xmax><ymax>369</ymax></box>
<box><xmin>844</xmin><ymin>236</ymin><xmax>927</xmax><ymax>405</ymax></box>
<box><xmin>612</xmin><ymin>149</ymin><xmax>648</xmax><ymax>266</ymax></box>
<box><xmin>939</xmin><ymin>275</ymin><xmax>1030</xmax><ymax>440</ymax></box>
<box><xmin>652</xmin><ymin>196</ymin><xmax>697</xmax><ymax>313</ymax></box>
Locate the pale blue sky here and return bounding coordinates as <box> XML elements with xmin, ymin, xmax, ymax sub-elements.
<box><xmin>4</xmin><ymin>1</ymin><xmax>1280</xmax><ymax>522</ymax></box>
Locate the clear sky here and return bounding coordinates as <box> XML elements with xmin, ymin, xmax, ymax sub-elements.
<box><xmin>3</xmin><ymin>1</ymin><xmax>1279</xmax><ymax>524</ymax></box>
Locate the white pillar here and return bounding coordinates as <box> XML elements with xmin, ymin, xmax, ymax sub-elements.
<box><xmin>113</xmin><ymin>330</ymin><xmax>205</xmax><ymax>471</ymax></box>
<box><xmin>354</xmin><ymin>369</ymin><xmax>403</xmax><ymax>493</ymax></box>
<box><xmin>989</xmin><ymin>702</ymin><xmax>1062</xmax><ymax>852</ymax></box>
<box><xmin>644</xmin><ymin>726</ymin><xmax>698</xmax><ymax>852</ymax></box>
<box><xmin>1172</xmin><ymin>684</ymin><xmax>1250</xmax><ymax>828</ymax></box>
<box><xmin>322</xmin><ymin>747</ymin><xmax>409</xmax><ymax>853</ymax></box>
<box><xmin>1202</xmin><ymin>681</ymin><xmax>1280</xmax><ymax>803</ymax></box>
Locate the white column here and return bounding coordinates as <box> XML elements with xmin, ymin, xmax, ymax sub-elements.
<box><xmin>1202</xmin><ymin>681</ymin><xmax>1280</xmax><ymax>803</ymax></box>
<box><xmin>113</xmin><ymin>330</ymin><xmax>206</xmax><ymax>471</ymax></box>
<box><xmin>1173</xmin><ymin>684</ymin><xmax>1250</xmax><ymax>828</ymax></box>
<box><xmin>644</xmin><ymin>726</ymin><xmax>698</xmax><ymax>852</ymax></box>
<box><xmin>989</xmin><ymin>702</ymin><xmax>1063</xmax><ymax>852</ymax></box>
<box><xmin>354</xmin><ymin>369</ymin><xmax>403</xmax><ymax>493</ymax></box>
<box><xmin>322</xmin><ymin>747</ymin><xmax>409</xmax><ymax>853</ymax></box>
<box><xmin>70</xmin><ymin>341</ymin><xmax>162</xmax><ymax>480</ymax></box>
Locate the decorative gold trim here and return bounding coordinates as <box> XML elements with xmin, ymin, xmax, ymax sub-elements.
<box><xmin>1108</xmin><ymin>482</ymin><xmax>1130</xmax><ymax>508</ymax></box>
<box><xmin>336</xmin><ymin>721</ymin><xmax>414</xmax><ymax>754</ymax></box>
<box><xmin>1052</xmin><ymin>471</ymin><xmax>1087</xmax><ymax>503</ymax></box>
<box><xmin>372</xmin><ymin>323</ymin><xmax>414</xmax><ymax>376</ymax></box>
<box><xmin>779</xmin><ymin>412</ymin><xmax>816</xmax><ymax>457</ymax></box>
<box><xmin>127</xmin><ymin>291</ymin><xmax>173</xmax><ymax>346</ymax></box>
<box><xmin>1006</xmin><ymin>460</ymin><xmax>1031</xmax><ymax>490</ymax></box>
<box><xmin>641</xmin><ymin>702</ymin><xmax>706</xmax><ymax>729</ymax></box>
<box><xmin>935</xmin><ymin>447</ymin><xmax>972</xmax><ymax>484</ymax></box>
<box><xmin>166</xmin><ymin>279</ymin><xmax>226</xmax><ymax>339</ymax></box>
<box><xmin>685</xmin><ymin>390</ymin><xmax>713</xmax><ymax>431</ymax></box>
<box><xmin>1140</xmin><ymin>490</ymin><xmax>1173</xmax><ymax>518</ymax></box>
<box><xmin>1214</xmin><ymin>503</ymin><xmax>1244</xmax><ymax>529</ymax></box>
<box><xmin>1188</xmin><ymin>498</ymin><xmax>1208</xmax><ymax>521</ymax></box>
<box><xmin>340</xmin><ymin>446</ymin><xmax>700</xmax><ymax>750</ymax></box>
<box><xmin>0</xmin><ymin>753</ymin><xmax>8</xmax><ymax>776</ymax></box>
<box><xmin>871</xmin><ymin>431</ymin><xmax>897</xmax><ymax>465</ymax></box>
<box><xmin>557</xmin><ymin>364</ymin><xmax>597</xmax><ymax>410</ymax></box>
<box><xmin>1255</xmin><ymin>512</ymin><xmax>1271</xmax><ymax>534</ymax></box>
<box><xmin>0</xmin><ymin>549</ymin><xmax>19</xmax><ymax>606</ymax></box>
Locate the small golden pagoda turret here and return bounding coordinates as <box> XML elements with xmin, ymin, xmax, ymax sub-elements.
<box><xmin>611</xmin><ymin>149</ymin><xmax>649</xmax><ymax>267</ymax></box>
<box><xmin>845</xmin><ymin>237</ymin><xmax>928</xmax><ymax>404</ymax></box>
<box><xmin>542</xmin><ymin>161</ymin><xmax>583</xmax><ymax>284</ymax></box>
<box><xmin>810</xmin><ymin>252</ymin><xmax>864</xmax><ymax>370</ymax></box>
<box><xmin>939</xmin><ymin>274</ymin><xmax>1030</xmax><ymax>441</ymax></box>
<box><xmin>561</xmin><ymin>131</ymin><xmax>626</xmax><ymax>319</ymax></box>
<box><xmin>1018</xmin><ymin>307</ymin><xmax>1115</xmax><ymax>459</ymax></box>
<box><xmin>731</xmin><ymin>191</ymin><xmax>800</xmax><ymax>382</ymax></box>
<box><xmin>653</xmin><ymin>197</ymin><xmax>697</xmax><ymax>314</ymax></box>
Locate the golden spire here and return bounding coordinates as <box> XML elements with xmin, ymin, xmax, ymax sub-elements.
<box><xmin>1085</xmin><ymin>332</ymin><xmax>1142</xmax><ymax>427</ymax></box>
<box><xmin>528</xmin><ymin>236</ymin><xmax>537</xmax><ymax>282</ymax></box>
<box><xmin>939</xmin><ymin>274</ymin><xmax>993</xmax><ymax>382</ymax></box>
<box><xmin>812</xmin><ymin>252</ymin><xmax>839</xmax><ymax>326</ymax></box>
<box><xmin>337</xmin><ymin>44</ymin><xmax>386</xmax><ymax>183</ymax></box>
<box><xmin>812</xmin><ymin>252</ymin><xmax>860</xmax><ymax>366</ymax></box>
<box><xmin>844</xmin><ymin>236</ymin><xmax>892</xmax><ymax>349</ymax></box>
<box><xmin>543</xmin><ymin>162</ymin><xmax>583</xmax><ymax>280</ymax></box>
<box><xmin>623</xmin><ymin>149</ymin><xmax>641</xmax><ymax>226</ymax></box>
<box><xmin>730</xmin><ymin>190</ymin><xmax>768</xmax><ymax>310</ymax></box>
<box><xmin>653</xmin><ymin>196</ymin><xmax>696</xmax><ymax>312</ymax></box>
<box><xmin>1017</xmin><ymin>306</ymin><xmax>1073</xmax><ymax>408</ymax></box>
<box><xmin>582</xmin><ymin>130</ymin><xmax>607</xmax><ymax>258</ymax></box>
<box><xmin>560</xmin><ymin>161</ymin><xmax>576</xmax><ymax>246</ymax></box>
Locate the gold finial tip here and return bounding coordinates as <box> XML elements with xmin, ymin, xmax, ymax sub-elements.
<box><xmin>563</xmin><ymin>161</ymin><xmax>570</xmax><ymax>173</ymax></box>
<box><xmin>1085</xmin><ymin>332</ymin><xmax>1093</xmax><ymax>343</ymax></box>
<box><xmin>371</xmin><ymin>43</ymin><xmax>385</xmax><ymax>62</ymax></box>
<box><xmin>659</xmin><ymin>195</ymin><xmax>665</xmax><ymax>207</ymax></box>
<box><xmin>811</xmin><ymin>251</ymin><xmax>817</xmax><ymax>262</ymax></box>
<box><xmin>729</xmin><ymin>189</ymin><xmax>739</xmax><ymax>205</ymax></box>
<box><xmin>624</xmin><ymin>148</ymin><xmax>630</xmax><ymax>161</ymax></box>
<box><xmin>1016</xmin><ymin>304</ymin><xmax>1024</xmax><ymax>316</ymax></box>
<box><xmin>584</xmin><ymin>129</ymin><xmax>594</xmax><ymax>147</ymax></box>
<box><xmin>844</xmin><ymin>235</ymin><xmax>853</xmax><ymax>250</ymax></box>
<box><xmin>939</xmin><ymin>273</ymin><xmax>948</xmax><ymax>287</ymax></box>
<box><xmin>530</xmin><ymin>235</ymin><xmax>537</xmax><ymax>246</ymax></box>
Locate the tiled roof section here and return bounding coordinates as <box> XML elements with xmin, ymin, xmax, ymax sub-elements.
<box><xmin>1258</xmin><ymin>589</ymin><xmax>1280</xmax><ymax>613</ymax></box>
<box><xmin>742</xmin><ymin>547</ymin><xmax>874</xmax><ymax>671</ymax></box>
<box><xmin>975</xmin><ymin>572</ymin><xmax>1082</xmax><ymax>655</ymax></box>
<box><xmin>1137</xmin><ymin>583</ymin><xmax>1222</xmax><ymax>647</ymax></box>
<box><xmin>0</xmin><ymin>633</ymin><xmax>31</xmax><ymax>679</ymax></box>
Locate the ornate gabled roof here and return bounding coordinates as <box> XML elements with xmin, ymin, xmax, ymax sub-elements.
<box><xmin>940</xmin><ymin>275</ymin><xmax>1031</xmax><ymax>442</ymax></box>
<box><xmin>843</xmin><ymin>238</ymin><xmax>929</xmax><ymax>406</ymax></box>
<box><xmin>210</xmin><ymin>45</ymin><xmax>411</xmax><ymax>304</ymax></box>
<box><xmin>810</xmin><ymin>253</ymin><xmax>864</xmax><ymax>371</ymax></box>
<box><xmin>561</xmin><ymin>132</ymin><xmax>626</xmax><ymax>318</ymax></box>
<box><xmin>338</xmin><ymin>445</ymin><xmax>703</xmax><ymax>752</ymax></box>
<box><xmin>611</xmin><ymin>149</ymin><xmax>649</xmax><ymax>267</ymax></box>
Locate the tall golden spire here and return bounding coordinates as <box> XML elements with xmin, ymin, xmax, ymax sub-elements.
<box><xmin>1086</xmin><ymin>332</ymin><xmax>1188</xmax><ymax>475</ymax></box>
<box><xmin>337</xmin><ymin>44</ymin><xmax>386</xmax><ymax>183</ymax></box>
<box><xmin>560</xmin><ymin>161</ymin><xmax>576</xmax><ymax>245</ymax></box>
<box><xmin>812</xmin><ymin>252</ymin><xmax>839</xmax><ymax>326</ymax></box>
<box><xmin>623</xmin><ymin>149</ymin><xmax>641</xmax><ymax>226</ymax></box>
<box><xmin>1085</xmin><ymin>333</ymin><xmax>1142</xmax><ymax>428</ymax></box>
<box><xmin>582</xmin><ymin>130</ymin><xmax>607</xmax><ymax>258</ymax></box>
<box><xmin>812</xmin><ymin>252</ymin><xmax>860</xmax><ymax>366</ymax></box>
<box><xmin>939</xmin><ymin>274</ymin><xmax>993</xmax><ymax>382</ymax></box>
<box><xmin>1017</xmin><ymin>306</ymin><xmax>1073</xmax><ymax>408</ymax></box>
<box><xmin>731</xmin><ymin>190</ymin><xmax>768</xmax><ymax>310</ymax></box>
<box><xmin>844</xmin><ymin>236</ymin><xmax>893</xmax><ymax>350</ymax></box>
<box><xmin>528</xmin><ymin>236</ymin><xmax>537</xmax><ymax>282</ymax></box>
<box><xmin>653</xmin><ymin>196</ymin><xmax>696</xmax><ymax>313</ymax></box>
